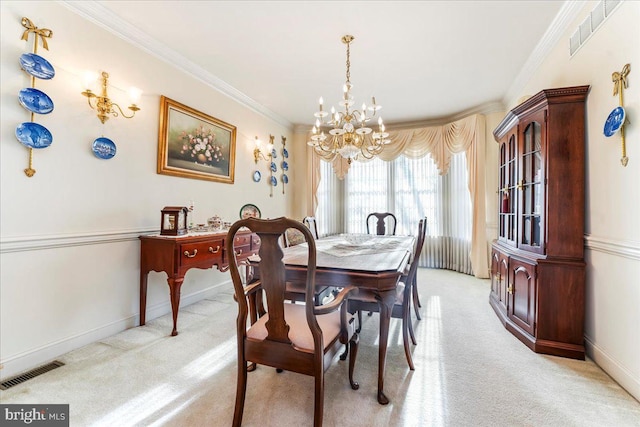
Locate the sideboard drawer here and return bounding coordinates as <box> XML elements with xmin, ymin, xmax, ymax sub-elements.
<box><xmin>233</xmin><ymin>234</ymin><xmax>252</xmax><ymax>247</ymax></box>
<box><xmin>179</xmin><ymin>239</ymin><xmax>224</xmax><ymax>268</ymax></box>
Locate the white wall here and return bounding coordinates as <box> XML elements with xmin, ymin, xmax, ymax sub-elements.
<box><xmin>511</xmin><ymin>1</ymin><xmax>640</xmax><ymax>400</ymax></box>
<box><xmin>0</xmin><ymin>1</ymin><xmax>293</xmax><ymax>377</ymax></box>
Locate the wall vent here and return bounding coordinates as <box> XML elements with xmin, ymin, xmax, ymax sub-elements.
<box><xmin>569</xmin><ymin>0</ymin><xmax>622</xmax><ymax>56</ymax></box>
<box><xmin>0</xmin><ymin>361</ymin><xmax>65</xmax><ymax>390</ymax></box>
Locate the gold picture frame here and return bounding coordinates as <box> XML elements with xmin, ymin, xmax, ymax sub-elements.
<box><xmin>157</xmin><ymin>96</ymin><xmax>236</xmax><ymax>183</ymax></box>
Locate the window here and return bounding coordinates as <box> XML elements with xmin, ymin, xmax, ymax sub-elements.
<box><xmin>316</xmin><ymin>153</ymin><xmax>473</xmax><ymax>274</ymax></box>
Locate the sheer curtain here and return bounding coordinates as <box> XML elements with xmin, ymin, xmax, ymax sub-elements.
<box><xmin>317</xmin><ymin>153</ymin><xmax>473</xmax><ymax>275</ymax></box>
<box><xmin>311</xmin><ymin>114</ymin><xmax>488</xmax><ymax>278</ymax></box>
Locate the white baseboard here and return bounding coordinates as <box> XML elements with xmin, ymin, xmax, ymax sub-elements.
<box><xmin>0</xmin><ymin>282</ymin><xmax>229</xmax><ymax>380</ymax></box>
<box><xmin>585</xmin><ymin>336</ymin><xmax>640</xmax><ymax>402</ymax></box>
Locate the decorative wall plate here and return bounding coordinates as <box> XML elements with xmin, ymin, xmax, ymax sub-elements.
<box><xmin>270</xmin><ymin>161</ymin><xmax>277</xmax><ymax>172</ymax></box>
<box><xmin>282</xmin><ymin>148</ymin><xmax>289</xmax><ymax>158</ymax></box>
<box><xmin>270</xmin><ymin>176</ymin><xmax>277</xmax><ymax>186</ymax></box>
<box><xmin>18</xmin><ymin>87</ymin><xmax>54</xmax><ymax>114</ymax></box>
<box><xmin>282</xmin><ymin>161</ymin><xmax>289</xmax><ymax>171</ymax></box>
<box><xmin>15</xmin><ymin>122</ymin><xmax>52</xmax><ymax>149</ymax></box>
<box><xmin>19</xmin><ymin>53</ymin><xmax>55</xmax><ymax>80</ymax></box>
<box><xmin>240</xmin><ymin>203</ymin><xmax>261</xmax><ymax>219</ymax></box>
<box><xmin>604</xmin><ymin>106</ymin><xmax>625</xmax><ymax>137</ymax></box>
<box><xmin>252</xmin><ymin>170</ymin><xmax>261</xmax><ymax>182</ymax></box>
<box><xmin>92</xmin><ymin>137</ymin><xmax>116</xmax><ymax>159</ymax></box>
<box><xmin>282</xmin><ymin>174</ymin><xmax>289</xmax><ymax>184</ymax></box>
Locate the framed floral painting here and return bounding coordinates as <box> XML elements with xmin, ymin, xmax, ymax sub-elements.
<box><xmin>157</xmin><ymin>96</ymin><xmax>236</xmax><ymax>183</ymax></box>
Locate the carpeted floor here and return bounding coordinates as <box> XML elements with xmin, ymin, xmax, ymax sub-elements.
<box><xmin>1</xmin><ymin>268</ymin><xmax>639</xmax><ymax>426</ymax></box>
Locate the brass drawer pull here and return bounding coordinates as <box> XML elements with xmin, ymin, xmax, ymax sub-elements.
<box><xmin>209</xmin><ymin>245</ymin><xmax>221</xmax><ymax>254</ymax></box>
<box><xmin>183</xmin><ymin>249</ymin><xmax>198</xmax><ymax>258</ymax></box>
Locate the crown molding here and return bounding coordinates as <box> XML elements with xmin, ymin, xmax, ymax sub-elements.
<box><xmin>503</xmin><ymin>1</ymin><xmax>588</xmax><ymax>109</ymax></box>
<box><xmin>58</xmin><ymin>1</ymin><xmax>293</xmax><ymax>130</ymax></box>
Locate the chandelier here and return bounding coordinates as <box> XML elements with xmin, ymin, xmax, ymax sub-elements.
<box><xmin>308</xmin><ymin>35</ymin><xmax>390</xmax><ymax>163</ymax></box>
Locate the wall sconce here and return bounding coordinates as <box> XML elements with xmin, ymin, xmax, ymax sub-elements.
<box><xmin>253</xmin><ymin>135</ymin><xmax>273</xmax><ymax>163</ymax></box>
<box><xmin>81</xmin><ymin>71</ymin><xmax>141</xmax><ymax>124</ymax></box>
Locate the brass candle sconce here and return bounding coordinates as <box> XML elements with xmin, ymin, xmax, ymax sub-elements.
<box><xmin>604</xmin><ymin>63</ymin><xmax>631</xmax><ymax>166</ymax></box>
<box><xmin>81</xmin><ymin>71</ymin><xmax>141</xmax><ymax>124</ymax></box>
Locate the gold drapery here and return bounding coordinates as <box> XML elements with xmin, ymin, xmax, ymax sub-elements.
<box><xmin>309</xmin><ymin>114</ymin><xmax>489</xmax><ymax>278</ymax></box>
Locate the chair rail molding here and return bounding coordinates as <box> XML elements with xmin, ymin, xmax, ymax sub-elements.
<box><xmin>584</xmin><ymin>234</ymin><xmax>640</xmax><ymax>261</ymax></box>
<box><xmin>0</xmin><ymin>228</ymin><xmax>157</xmax><ymax>253</ymax></box>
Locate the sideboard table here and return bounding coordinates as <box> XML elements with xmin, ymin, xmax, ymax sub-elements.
<box><xmin>139</xmin><ymin>230</ymin><xmax>260</xmax><ymax>336</ymax></box>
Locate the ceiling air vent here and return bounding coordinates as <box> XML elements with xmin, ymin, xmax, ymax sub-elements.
<box><xmin>0</xmin><ymin>360</ymin><xmax>65</xmax><ymax>390</ymax></box>
<box><xmin>569</xmin><ymin>0</ymin><xmax>622</xmax><ymax>57</ymax></box>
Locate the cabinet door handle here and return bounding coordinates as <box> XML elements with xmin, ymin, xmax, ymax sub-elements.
<box><xmin>507</xmin><ymin>284</ymin><xmax>514</xmax><ymax>294</ymax></box>
<box><xmin>183</xmin><ymin>249</ymin><xmax>198</xmax><ymax>258</ymax></box>
<box><xmin>208</xmin><ymin>246</ymin><xmax>221</xmax><ymax>254</ymax></box>
<box><xmin>235</xmin><ymin>249</ymin><xmax>243</xmax><ymax>255</ymax></box>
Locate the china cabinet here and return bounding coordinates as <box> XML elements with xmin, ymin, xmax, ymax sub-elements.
<box><xmin>490</xmin><ymin>85</ymin><xmax>589</xmax><ymax>359</ymax></box>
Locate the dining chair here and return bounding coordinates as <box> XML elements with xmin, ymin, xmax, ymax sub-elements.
<box><xmin>282</xmin><ymin>220</ymin><xmax>333</xmax><ymax>305</ymax></box>
<box><xmin>366</xmin><ymin>212</ymin><xmax>397</xmax><ymax>236</ymax></box>
<box><xmin>227</xmin><ymin>217</ymin><xmax>360</xmax><ymax>427</ymax></box>
<box><xmin>402</xmin><ymin>218</ymin><xmax>427</xmax><ymax>322</ymax></box>
<box><xmin>347</xmin><ymin>217</ymin><xmax>427</xmax><ymax>370</ymax></box>
<box><xmin>303</xmin><ymin>216</ymin><xmax>319</xmax><ymax>239</ymax></box>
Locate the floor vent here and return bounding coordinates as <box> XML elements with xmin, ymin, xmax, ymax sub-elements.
<box><xmin>570</xmin><ymin>0</ymin><xmax>622</xmax><ymax>56</ymax></box>
<box><xmin>0</xmin><ymin>361</ymin><xmax>65</xmax><ymax>390</ymax></box>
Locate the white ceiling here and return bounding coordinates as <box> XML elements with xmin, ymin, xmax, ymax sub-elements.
<box><xmin>64</xmin><ymin>1</ymin><xmax>572</xmax><ymax>129</ymax></box>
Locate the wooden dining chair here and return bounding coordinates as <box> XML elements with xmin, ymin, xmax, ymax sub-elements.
<box><xmin>303</xmin><ymin>216</ymin><xmax>319</xmax><ymax>239</ymax></box>
<box><xmin>347</xmin><ymin>217</ymin><xmax>427</xmax><ymax>370</ymax></box>
<box><xmin>400</xmin><ymin>217</ymin><xmax>427</xmax><ymax>322</ymax></box>
<box><xmin>281</xmin><ymin>220</ymin><xmax>333</xmax><ymax>305</ymax></box>
<box><xmin>227</xmin><ymin>217</ymin><xmax>360</xmax><ymax>427</ymax></box>
<box><xmin>366</xmin><ymin>212</ymin><xmax>397</xmax><ymax>236</ymax></box>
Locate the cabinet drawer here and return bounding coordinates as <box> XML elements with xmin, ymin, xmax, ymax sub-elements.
<box><xmin>233</xmin><ymin>234</ymin><xmax>252</xmax><ymax>247</ymax></box>
<box><xmin>225</xmin><ymin>244</ymin><xmax>252</xmax><ymax>263</ymax></box>
<box><xmin>179</xmin><ymin>239</ymin><xmax>224</xmax><ymax>268</ymax></box>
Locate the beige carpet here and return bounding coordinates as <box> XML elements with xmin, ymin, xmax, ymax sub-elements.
<box><xmin>1</xmin><ymin>268</ymin><xmax>639</xmax><ymax>426</ymax></box>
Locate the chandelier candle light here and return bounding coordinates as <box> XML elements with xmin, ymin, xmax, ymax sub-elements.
<box><xmin>308</xmin><ymin>35</ymin><xmax>390</xmax><ymax>163</ymax></box>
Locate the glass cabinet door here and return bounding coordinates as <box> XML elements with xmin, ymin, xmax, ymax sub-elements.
<box><xmin>518</xmin><ymin>113</ymin><xmax>545</xmax><ymax>254</ymax></box>
<box><xmin>498</xmin><ymin>133</ymin><xmax>517</xmax><ymax>246</ymax></box>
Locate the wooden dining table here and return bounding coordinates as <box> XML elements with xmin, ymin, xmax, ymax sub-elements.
<box><xmin>266</xmin><ymin>234</ymin><xmax>415</xmax><ymax>404</ymax></box>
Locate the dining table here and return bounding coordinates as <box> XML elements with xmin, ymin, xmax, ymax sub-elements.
<box><xmin>263</xmin><ymin>233</ymin><xmax>415</xmax><ymax>404</ymax></box>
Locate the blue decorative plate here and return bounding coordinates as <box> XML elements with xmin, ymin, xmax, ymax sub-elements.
<box><xmin>283</xmin><ymin>148</ymin><xmax>289</xmax><ymax>158</ymax></box>
<box><xmin>253</xmin><ymin>170</ymin><xmax>261</xmax><ymax>182</ymax></box>
<box><xmin>15</xmin><ymin>122</ymin><xmax>52</xmax><ymax>149</ymax></box>
<box><xmin>271</xmin><ymin>148</ymin><xmax>277</xmax><ymax>159</ymax></box>
<box><xmin>19</xmin><ymin>53</ymin><xmax>55</xmax><ymax>80</ymax></box>
<box><xmin>270</xmin><ymin>176</ymin><xmax>277</xmax><ymax>186</ymax></box>
<box><xmin>604</xmin><ymin>106</ymin><xmax>625</xmax><ymax>137</ymax></box>
<box><xmin>282</xmin><ymin>161</ymin><xmax>289</xmax><ymax>171</ymax></box>
<box><xmin>18</xmin><ymin>87</ymin><xmax>54</xmax><ymax>114</ymax></box>
<box><xmin>270</xmin><ymin>161</ymin><xmax>277</xmax><ymax>172</ymax></box>
<box><xmin>92</xmin><ymin>137</ymin><xmax>116</xmax><ymax>159</ymax></box>
<box><xmin>282</xmin><ymin>174</ymin><xmax>289</xmax><ymax>184</ymax></box>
